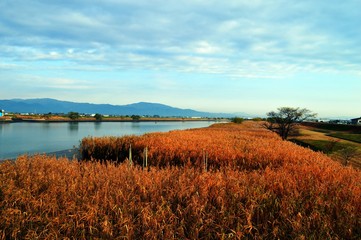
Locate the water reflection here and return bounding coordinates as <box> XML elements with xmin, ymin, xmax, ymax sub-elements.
<box><xmin>42</xmin><ymin>122</ymin><xmax>50</xmax><ymax>129</ymax></box>
<box><xmin>68</xmin><ymin>122</ymin><xmax>79</xmax><ymax>132</ymax></box>
<box><xmin>94</xmin><ymin>121</ymin><xmax>101</xmax><ymax>130</ymax></box>
<box><xmin>131</xmin><ymin>122</ymin><xmax>140</xmax><ymax>129</ymax></box>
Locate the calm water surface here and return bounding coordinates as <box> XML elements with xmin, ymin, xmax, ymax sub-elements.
<box><xmin>0</xmin><ymin>121</ymin><xmax>214</xmax><ymax>159</ymax></box>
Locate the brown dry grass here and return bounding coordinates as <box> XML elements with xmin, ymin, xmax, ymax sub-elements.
<box><xmin>1</xmin><ymin>122</ymin><xmax>360</xmax><ymax>239</ymax></box>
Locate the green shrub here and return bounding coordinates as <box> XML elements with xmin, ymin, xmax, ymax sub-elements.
<box><xmin>231</xmin><ymin>117</ymin><xmax>244</xmax><ymax>124</ymax></box>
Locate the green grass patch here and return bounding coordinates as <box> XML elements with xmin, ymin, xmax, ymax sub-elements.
<box><xmin>291</xmin><ymin>139</ymin><xmax>354</xmax><ymax>154</ymax></box>
<box><xmin>311</xmin><ymin>129</ymin><xmax>332</xmax><ymax>134</ymax></box>
<box><xmin>302</xmin><ymin>122</ymin><xmax>361</xmax><ymax>133</ymax></box>
<box><xmin>327</xmin><ymin>133</ymin><xmax>361</xmax><ymax>144</ymax></box>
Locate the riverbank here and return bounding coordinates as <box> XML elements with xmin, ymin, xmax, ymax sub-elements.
<box><xmin>2</xmin><ymin>117</ymin><xmax>226</xmax><ymax>123</ymax></box>
<box><xmin>49</xmin><ymin>148</ymin><xmax>80</xmax><ymax>160</ymax></box>
<box><xmin>290</xmin><ymin>122</ymin><xmax>361</xmax><ymax>168</ymax></box>
<box><xmin>0</xmin><ymin>148</ymin><xmax>80</xmax><ymax>162</ymax></box>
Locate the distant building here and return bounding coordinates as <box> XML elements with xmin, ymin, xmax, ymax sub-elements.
<box><xmin>0</xmin><ymin>109</ymin><xmax>4</xmax><ymax>117</ymax></box>
<box><xmin>329</xmin><ymin>119</ymin><xmax>351</xmax><ymax>125</ymax></box>
<box><xmin>351</xmin><ymin>117</ymin><xmax>361</xmax><ymax>125</ymax></box>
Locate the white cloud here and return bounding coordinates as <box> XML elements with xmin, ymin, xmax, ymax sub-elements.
<box><xmin>14</xmin><ymin>75</ymin><xmax>92</xmax><ymax>90</ymax></box>
<box><xmin>193</xmin><ymin>41</ymin><xmax>221</xmax><ymax>55</ymax></box>
<box><xmin>0</xmin><ymin>62</ymin><xmax>24</xmax><ymax>70</ymax></box>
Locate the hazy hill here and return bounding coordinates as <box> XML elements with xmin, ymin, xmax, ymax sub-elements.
<box><xmin>0</xmin><ymin>98</ymin><xmax>239</xmax><ymax>118</ymax></box>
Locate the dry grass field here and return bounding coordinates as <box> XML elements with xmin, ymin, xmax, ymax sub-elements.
<box><xmin>1</xmin><ymin>122</ymin><xmax>360</xmax><ymax>239</ymax></box>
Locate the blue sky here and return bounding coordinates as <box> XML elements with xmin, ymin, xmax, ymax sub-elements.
<box><xmin>0</xmin><ymin>0</ymin><xmax>360</xmax><ymax>117</ymax></box>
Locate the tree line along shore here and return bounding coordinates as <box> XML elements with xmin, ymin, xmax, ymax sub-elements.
<box><xmin>0</xmin><ymin>113</ymin><xmax>224</xmax><ymax>123</ymax></box>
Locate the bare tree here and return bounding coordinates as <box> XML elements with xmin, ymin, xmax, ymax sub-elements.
<box><xmin>265</xmin><ymin>107</ymin><xmax>316</xmax><ymax>140</ymax></box>
<box><xmin>324</xmin><ymin>139</ymin><xmax>340</xmax><ymax>154</ymax></box>
<box><xmin>334</xmin><ymin>146</ymin><xmax>360</xmax><ymax>166</ymax></box>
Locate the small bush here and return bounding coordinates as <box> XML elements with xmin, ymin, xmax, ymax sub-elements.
<box><xmin>231</xmin><ymin>117</ymin><xmax>244</xmax><ymax>124</ymax></box>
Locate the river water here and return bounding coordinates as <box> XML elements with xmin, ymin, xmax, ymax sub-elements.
<box><xmin>0</xmin><ymin>121</ymin><xmax>215</xmax><ymax>160</ymax></box>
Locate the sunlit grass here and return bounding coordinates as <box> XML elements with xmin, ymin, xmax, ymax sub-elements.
<box><xmin>1</xmin><ymin>122</ymin><xmax>360</xmax><ymax>239</ymax></box>
<box><xmin>328</xmin><ymin>133</ymin><xmax>361</xmax><ymax>144</ymax></box>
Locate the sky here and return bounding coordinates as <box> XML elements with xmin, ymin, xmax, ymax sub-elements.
<box><xmin>0</xmin><ymin>0</ymin><xmax>360</xmax><ymax>118</ymax></box>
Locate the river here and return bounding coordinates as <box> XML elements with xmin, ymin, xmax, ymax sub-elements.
<box><xmin>0</xmin><ymin>121</ymin><xmax>215</xmax><ymax>160</ymax></box>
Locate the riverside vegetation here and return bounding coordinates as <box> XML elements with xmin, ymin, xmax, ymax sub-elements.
<box><xmin>0</xmin><ymin>122</ymin><xmax>360</xmax><ymax>239</ymax></box>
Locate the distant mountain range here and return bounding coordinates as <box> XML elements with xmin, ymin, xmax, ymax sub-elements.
<box><xmin>0</xmin><ymin>98</ymin><xmax>242</xmax><ymax>118</ymax></box>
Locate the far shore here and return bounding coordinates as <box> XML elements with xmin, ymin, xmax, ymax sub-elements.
<box><xmin>1</xmin><ymin>117</ymin><xmax>227</xmax><ymax>123</ymax></box>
